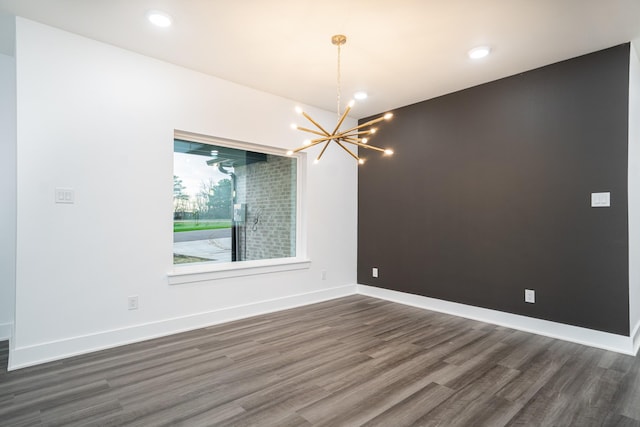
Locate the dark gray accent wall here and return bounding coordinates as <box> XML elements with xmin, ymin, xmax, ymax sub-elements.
<box><xmin>358</xmin><ymin>44</ymin><xmax>630</xmax><ymax>336</ymax></box>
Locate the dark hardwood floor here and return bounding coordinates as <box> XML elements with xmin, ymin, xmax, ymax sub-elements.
<box><xmin>1</xmin><ymin>295</ymin><xmax>639</xmax><ymax>426</ymax></box>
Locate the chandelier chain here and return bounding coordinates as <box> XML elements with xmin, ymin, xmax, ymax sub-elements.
<box><xmin>337</xmin><ymin>42</ymin><xmax>341</xmax><ymax>117</ymax></box>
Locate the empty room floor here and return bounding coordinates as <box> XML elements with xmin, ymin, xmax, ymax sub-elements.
<box><xmin>1</xmin><ymin>295</ymin><xmax>639</xmax><ymax>426</ymax></box>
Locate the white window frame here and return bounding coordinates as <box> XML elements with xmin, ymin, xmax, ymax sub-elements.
<box><xmin>168</xmin><ymin>130</ymin><xmax>309</xmax><ymax>285</ymax></box>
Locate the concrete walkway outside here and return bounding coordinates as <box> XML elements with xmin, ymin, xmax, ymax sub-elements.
<box><xmin>173</xmin><ymin>238</ymin><xmax>232</xmax><ymax>263</ymax></box>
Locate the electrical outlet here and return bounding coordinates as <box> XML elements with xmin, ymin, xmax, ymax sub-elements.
<box><xmin>524</xmin><ymin>289</ymin><xmax>535</xmax><ymax>304</ymax></box>
<box><xmin>372</xmin><ymin>267</ymin><xmax>379</xmax><ymax>278</ymax></box>
<box><xmin>128</xmin><ymin>295</ymin><xmax>139</xmax><ymax>310</ymax></box>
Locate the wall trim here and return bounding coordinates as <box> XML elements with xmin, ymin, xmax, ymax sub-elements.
<box><xmin>0</xmin><ymin>322</ymin><xmax>12</xmax><ymax>341</ymax></box>
<box><xmin>357</xmin><ymin>285</ymin><xmax>636</xmax><ymax>356</ymax></box>
<box><xmin>632</xmin><ymin>320</ymin><xmax>640</xmax><ymax>356</ymax></box>
<box><xmin>8</xmin><ymin>284</ymin><xmax>356</xmax><ymax>371</ymax></box>
<box><xmin>168</xmin><ymin>258</ymin><xmax>311</xmax><ymax>285</ymax></box>
<box><xmin>10</xmin><ymin>283</ymin><xmax>637</xmax><ymax>370</ymax></box>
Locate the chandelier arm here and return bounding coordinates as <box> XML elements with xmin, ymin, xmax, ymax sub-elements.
<box><xmin>334</xmin><ymin>140</ymin><xmax>361</xmax><ymax>161</ymax></box>
<box><xmin>296</xmin><ymin>126</ymin><xmax>331</xmax><ymax>137</ymax></box>
<box><xmin>316</xmin><ymin>140</ymin><xmax>332</xmax><ymax>162</ymax></box>
<box><xmin>291</xmin><ymin>140</ymin><xmax>325</xmax><ymax>153</ymax></box>
<box><xmin>336</xmin><ymin>130</ymin><xmax>373</xmax><ymax>141</ymax></box>
<box><xmin>341</xmin><ymin>137</ymin><xmax>369</xmax><ymax>145</ymax></box>
<box><xmin>310</xmin><ymin>135</ymin><xmax>339</xmax><ymax>144</ymax></box>
<box><xmin>331</xmin><ymin>105</ymin><xmax>352</xmax><ymax>135</ymax></box>
<box><xmin>340</xmin><ymin>130</ymin><xmax>373</xmax><ymax>137</ymax></box>
<box><xmin>342</xmin><ymin>138</ymin><xmax>386</xmax><ymax>152</ymax></box>
<box><xmin>340</xmin><ymin>116</ymin><xmax>387</xmax><ymax>135</ymax></box>
<box><xmin>301</xmin><ymin>112</ymin><xmax>331</xmax><ymax>136</ymax></box>
<box><xmin>359</xmin><ymin>115</ymin><xmax>388</xmax><ymax>128</ymax></box>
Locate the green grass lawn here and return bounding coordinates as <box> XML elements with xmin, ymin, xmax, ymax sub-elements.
<box><xmin>174</xmin><ymin>219</ymin><xmax>232</xmax><ymax>233</ymax></box>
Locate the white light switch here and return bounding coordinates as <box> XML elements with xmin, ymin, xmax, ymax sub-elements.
<box><xmin>591</xmin><ymin>192</ymin><xmax>610</xmax><ymax>208</ymax></box>
<box><xmin>372</xmin><ymin>267</ymin><xmax>379</xmax><ymax>278</ymax></box>
<box><xmin>55</xmin><ymin>187</ymin><xmax>75</xmax><ymax>204</ymax></box>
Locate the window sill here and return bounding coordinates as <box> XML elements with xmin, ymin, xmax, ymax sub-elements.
<box><xmin>167</xmin><ymin>257</ymin><xmax>311</xmax><ymax>285</ymax></box>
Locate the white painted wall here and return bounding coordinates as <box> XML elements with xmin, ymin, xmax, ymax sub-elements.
<box><xmin>11</xmin><ymin>18</ymin><xmax>358</xmax><ymax>369</ymax></box>
<box><xmin>0</xmin><ymin>11</ymin><xmax>16</xmax><ymax>56</ymax></box>
<box><xmin>628</xmin><ymin>41</ymin><xmax>640</xmax><ymax>353</ymax></box>
<box><xmin>0</xmin><ymin>51</ymin><xmax>16</xmax><ymax>341</ymax></box>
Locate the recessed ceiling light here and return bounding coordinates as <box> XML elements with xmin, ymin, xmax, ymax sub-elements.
<box><xmin>354</xmin><ymin>91</ymin><xmax>368</xmax><ymax>100</ymax></box>
<box><xmin>147</xmin><ymin>10</ymin><xmax>172</xmax><ymax>27</ymax></box>
<box><xmin>468</xmin><ymin>46</ymin><xmax>491</xmax><ymax>59</ymax></box>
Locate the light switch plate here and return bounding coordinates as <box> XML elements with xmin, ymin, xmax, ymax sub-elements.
<box><xmin>55</xmin><ymin>187</ymin><xmax>75</xmax><ymax>204</ymax></box>
<box><xmin>591</xmin><ymin>192</ymin><xmax>610</xmax><ymax>207</ymax></box>
<box><xmin>372</xmin><ymin>267</ymin><xmax>379</xmax><ymax>278</ymax></box>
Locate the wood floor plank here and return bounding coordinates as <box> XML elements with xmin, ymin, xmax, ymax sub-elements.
<box><xmin>417</xmin><ymin>363</ymin><xmax>522</xmax><ymax>427</ymax></box>
<box><xmin>496</xmin><ymin>345</ymin><xmax>569</xmax><ymax>405</ymax></box>
<box><xmin>615</xmin><ymin>360</ymin><xmax>640</xmax><ymax>421</ymax></box>
<box><xmin>1</xmin><ymin>295</ymin><xmax>639</xmax><ymax>426</ymax></box>
<box><xmin>360</xmin><ymin>381</ymin><xmax>455</xmax><ymax>427</ymax></box>
<box><xmin>219</xmin><ymin>383</ymin><xmax>329</xmax><ymax>427</ymax></box>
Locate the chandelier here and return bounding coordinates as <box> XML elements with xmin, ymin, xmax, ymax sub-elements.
<box><xmin>287</xmin><ymin>34</ymin><xmax>394</xmax><ymax>164</ymax></box>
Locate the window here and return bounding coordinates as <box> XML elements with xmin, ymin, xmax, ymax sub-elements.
<box><xmin>173</xmin><ymin>134</ymin><xmax>299</xmax><ymax>268</ymax></box>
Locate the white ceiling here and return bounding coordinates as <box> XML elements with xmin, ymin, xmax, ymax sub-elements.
<box><xmin>1</xmin><ymin>0</ymin><xmax>639</xmax><ymax>118</ymax></box>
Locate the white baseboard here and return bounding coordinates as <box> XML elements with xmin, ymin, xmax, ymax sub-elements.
<box><xmin>357</xmin><ymin>285</ymin><xmax>636</xmax><ymax>355</ymax></box>
<box><xmin>632</xmin><ymin>320</ymin><xmax>640</xmax><ymax>356</ymax></box>
<box><xmin>9</xmin><ymin>283</ymin><xmax>637</xmax><ymax>370</ymax></box>
<box><xmin>8</xmin><ymin>284</ymin><xmax>356</xmax><ymax>371</ymax></box>
<box><xmin>0</xmin><ymin>322</ymin><xmax>12</xmax><ymax>341</ymax></box>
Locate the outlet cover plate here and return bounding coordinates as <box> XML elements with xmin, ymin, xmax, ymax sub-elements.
<box><xmin>524</xmin><ymin>289</ymin><xmax>535</xmax><ymax>304</ymax></box>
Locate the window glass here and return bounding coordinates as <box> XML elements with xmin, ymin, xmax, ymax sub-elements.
<box><xmin>173</xmin><ymin>138</ymin><xmax>297</xmax><ymax>265</ymax></box>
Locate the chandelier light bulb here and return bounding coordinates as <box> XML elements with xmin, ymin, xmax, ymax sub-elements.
<box><xmin>362</xmin><ymin>138</ymin><xmax>368</xmax><ymax>144</ymax></box>
<box><xmin>384</xmin><ymin>113</ymin><xmax>393</xmax><ymax>120</ymax></box>
<box><xmin>290</xmin><ymin>123</ymin><xmax>298</xmax><ymax>130</ymax></box>
<box><xmin>384</xmin><ymin>149</ymin><xmax>394</xmax><ymax>155</ymax></box>
<box><xmin>286</xmin><ymin>150</ymin><xmax>293</xmax><ymax>156</ymax></box>
<box><xmin>358</xmin><ymin>159</ymin><xmax>365</xmax><ymax>164</ymax></box>
<box><xmin>348</xmin><ymin>99</ymin><xmax>355</xmax><ymax>108</ymax></box>
<box><xmin>295</xmin><ymin>106</ymin><xmax>303</xmax><ymax>114</ymax></box>
<box><xmin>370</xmin><ymin>128</ymin><xmax>377</xmax><ymax>134</ymax></box>
<box><xmin>303</xmin><ymin>139</ymin><xmax>311</xmax><ymax>146</ymax></box>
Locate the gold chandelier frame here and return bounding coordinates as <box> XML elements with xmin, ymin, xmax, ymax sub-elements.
<box><xmin>287</xmin><ymin>35</ymin><xmax>394</xmax><ymax>164</ymax></box>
